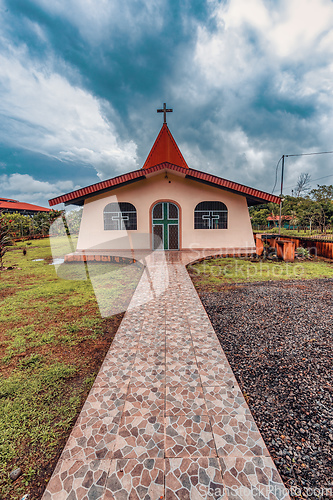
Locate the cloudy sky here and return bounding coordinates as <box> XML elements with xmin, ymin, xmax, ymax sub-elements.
<box><xmin>1</xmin><ymin>0</ymin><xmax>333</xmax><ymax>208</ymax></box>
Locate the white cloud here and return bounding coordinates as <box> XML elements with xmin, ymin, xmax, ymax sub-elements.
<box><xmin>1</xmin><ymin>0</ymin><xmax>333</xmax><ymax>200</ymax></box>
<box><xmin>214</xmin><ymin>0</ymin><xmax>333</xmax><ymax>60</ymax></box>
<box><xmin>0</xmin><ymin>44</ymin><xmax>138</xmax><ymax>180</ymax></box>
<box><xmin>0</xmin><ymin>173</ymin><xmax>78</xmax><ymax>205</ymax></box>
<box><xmin>195</xmin><ymin>0</ymin><xmax>333</xmax><ymax>91</ymax></box>
<box><xmin>186</xmin><ymin>0</ymin><xmax>333</xmax><ymax>191</ymax></box>
<box><xmin>220</xmin><ymin>0</ymin><xmax>270</xmax><ymax>31</ymax></box>
<box><xmin>269</xmin><ymin>0</ymin><xmax>333</xmax><ymax>59</ymax></box>
<box><xmin>211</xmin><ymin>128</ymin><xmax>273</xmax><ymax>190</ymax></box>
<box><xmin>181</xmin><ymin>123</ymin><xmax>273</xmax><ymax>191</ymax></box>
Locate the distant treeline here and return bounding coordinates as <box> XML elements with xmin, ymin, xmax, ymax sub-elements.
<box><xmin>0</xmin><ymin>208</ymin><xmax>83</xmax><ymax>239</ymax></box>
<box><xmin>250</xmin><ymin>184</ymin><xmax>333</xmax><ymax>233</ymax></box>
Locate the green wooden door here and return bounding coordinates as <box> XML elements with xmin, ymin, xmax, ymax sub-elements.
<box><xmin>152</xmin><ymin>202</ymin><xmax>179</xmax><ymax>250</ymax></box>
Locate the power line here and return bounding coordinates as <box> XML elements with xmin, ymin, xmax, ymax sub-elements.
<box><xmin>281</xmin><ymin>173</ymin><xmax>333</xmax><ymax>192</ymax></box>
<box><xmin>271</xmin><ymin>156</ymin><xmax>282</xmax><ymax>194</ymax></box>
<box><xmin>306</xmin><ymin>173</ymin><xmax>333</xmax><ymax>183</ymax></box>
<box><xmin>285</xmin><ymin>150</ymin><xmax>333</xmax><ymax>158</ymax></box>
<box><xmin>272</xmin><ymin>150</ymin><xmax>333</xmax><ymax>194</ymax></box>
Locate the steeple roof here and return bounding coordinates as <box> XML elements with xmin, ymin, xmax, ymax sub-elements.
<box><xmin>142</xmin><ymin>123</ymin><xmax>189</xmax><ymax>169</ymax></box>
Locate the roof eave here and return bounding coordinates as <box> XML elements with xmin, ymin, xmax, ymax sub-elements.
<box><xmin>49</xmin><ymin>170</ymin><xmax>146</xmax><ymax>207</ymax></box>
<box><xmin>49</xmin><ymin>162</ymin><xmax>280</xmax><ymax>206</ymax></box>
<box><xmin>64</xmin><ymin>176</ymin><xmax>146</xmax><ymax>206</ymax></box>
<box><xmin>184</xmin><ymin>174</ymin><xmax>279</xmax><ymax>206</ymax></box>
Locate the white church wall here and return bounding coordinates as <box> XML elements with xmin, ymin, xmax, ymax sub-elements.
<box><xmin>76</xmin><ymin>171</ymin><xmax>255</xmax><ymax>251</ymax></box>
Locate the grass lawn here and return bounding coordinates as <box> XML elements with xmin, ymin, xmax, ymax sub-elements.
<box><xmin>0</xmin><ymin>238</ymin><xmax>142</xmax><ymax>500</ymax></box>
<box><xmin>188</xmin><ymin>256</ymin><xmax>333</xmax><ymax>291</ymax></box>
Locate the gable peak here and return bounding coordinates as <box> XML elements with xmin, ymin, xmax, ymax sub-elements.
<box><xmin>142</xmin><ymin>123</ymin><xmax>189</xmax><ymax>170</ymax></box>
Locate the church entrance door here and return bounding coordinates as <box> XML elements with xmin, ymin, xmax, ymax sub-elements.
<box><xmin>152</xmin><ymin>202</ymin><xmax>179</xmax><ymax>250</ymax></box>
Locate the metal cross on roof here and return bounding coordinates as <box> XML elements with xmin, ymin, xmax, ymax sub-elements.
<box><xmin>157</xmin><ymin>103</ymin><xmax>173</xmax><ymax>124</ymax></box>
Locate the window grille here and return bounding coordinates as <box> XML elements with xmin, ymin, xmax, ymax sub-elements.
<box><xmin>152</xmin><ymin>203</ymin><xmax>163</xmax><ymax>219</ymax></box>
<box><xmin>194</xmin><ymin>201</ymin><xmax>228</xmax><ymax>229</ymax></box>
<box><xmin>104</xmin><ymin>202</ymin><xmax>137</xmax><ymax>230</ymax></box>
<box><xmin>168</xmin><ymin>203</ymin><xmax>178</xmax><ymax>219</ymax></box>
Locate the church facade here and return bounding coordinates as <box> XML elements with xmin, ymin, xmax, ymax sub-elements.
<box><xmin>49</xmin><ymin>114</ymin><xmax>280</xmax><ymax>254</ymax></box>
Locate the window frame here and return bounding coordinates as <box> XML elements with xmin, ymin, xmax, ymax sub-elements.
<box><xmin>103</xmin><ymin>202</ymin><xmax>137</xmax><ymax>231</ymax></box>
<box><xmin>194</xmin><ymin>201</ymin><xmax>228</xmax><ymax>230</ymax></box>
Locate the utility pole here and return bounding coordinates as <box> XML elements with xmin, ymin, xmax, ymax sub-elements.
<box><xmin>278</xmin><ymin>155</ymin><xmax>285</xmax><ymax>235</ymax></box>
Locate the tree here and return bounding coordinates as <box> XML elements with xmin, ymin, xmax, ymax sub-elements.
<box><xmin>281</xmin><ymin>195</ymin><xmax>298</xmax><ymax>216</ymax></box>
<box><xmin>65</xmin><ymin>208</ymin><xmax>83</xmax><ymax>235</ymax></box>
<box><xmin>0</xmin><ymin>210</ymin><xmax>63</xmax><ymax>238</ymax></box>
<box><xmin>297</xmin><ymin>198</ymin><xmax>321</xmax><ymax>233</ymax></box>
<box><xmin>310</xmin><ymin>184</ymin><xmax>333</xmax><ymax>202</ymax></box>
<box><xmin>295</xmin><ymin>173</ymin><xmax>311</xmax><ymax>198</ymax></box>
<box><xmin>289</xmin><ymin>210</ymin><xmax>298</xmax><ymax>230</ymax></box>
<box><xmin>267</xmin><ymin>202</ymin><xmax>280</xmax><ymax>227</ymax></box>
<box><xmin>0</xmin><ymin>218</ymin><xmax>12</xmax><ymax>269</ymax></box>
<box><xmin>248</xmin><ymin>184</ymin><xmax>333</xmax><ymax>233</ymax></box>
<box><xmin>250</xmin><ymin>208</ymin><xmax>269</xmax><ymax>228</ymax></box>
<box><xmin>309</xmin><ymin>185</ymin><xmax>333</xmax><ymax>233</ymax></box>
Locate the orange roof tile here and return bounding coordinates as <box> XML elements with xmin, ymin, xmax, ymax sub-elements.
<box><xmin>142</xmin><ymin>123</ymin><xmax>188</xmax><ymax>169</ymax></box>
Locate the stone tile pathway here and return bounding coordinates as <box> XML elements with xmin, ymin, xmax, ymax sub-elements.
<box><xmin>42</xmin><ymin>252</ymin><xmax>290</xmax><ymax>500</ymax></box>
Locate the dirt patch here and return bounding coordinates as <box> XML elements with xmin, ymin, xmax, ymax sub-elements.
<box><xmin>0</xmin><ymin>288</ymin><xmax>16</xmax><ymax>299</ymax></box>
<box><xmin>198</xmin><ymin>279</ymin><xmax>333</xmax><ymax>499</ymax></box>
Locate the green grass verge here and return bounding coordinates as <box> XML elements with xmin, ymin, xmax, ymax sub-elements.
<box><xmin>188</xmin><ymin>257</ymin><xmax>333</xmax><ymax>291</ymax></box>
<box><xmin>0</xmin><ymin>238</ymin><xmax>142</xmax><ymax>499</ymax></box>
<box><xmin>0</xmin><ymin>362</ymin><xmax>84</xmax><ymax>498</ymax></box>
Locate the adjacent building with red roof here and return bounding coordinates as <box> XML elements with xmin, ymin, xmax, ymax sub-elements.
<box><xmin>49</xmin><ymin>109</ymin><xmax>280</xmax><ymax>253</ymax></box>
<box><xmin>0</xmin><ymin>197</ymin><xmax>51</xmax><ymax>215</ymax></box>
<box><xmin>267</xmin><ymin>215</ymin><xmax>293</xmax><ymax>229</ymax></box>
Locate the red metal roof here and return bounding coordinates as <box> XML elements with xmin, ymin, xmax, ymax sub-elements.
<box><xmin>0</xmin><ymin>197</ymin><xmax>19</xmax><ymax>202</ymax></box>
<box><xmin>142</xmin><ymin>123</ymin><xmax>189</xmax><ymax>170</ymax></box>
<box><xmin>0</xmin><ymin>198</ymin><xmax>51</xmax><ymax>212</ymax></box>
<box><xmin>49</xmin><ymin>162</ymin><xmax>281</xmax><ymax>207</ymax></box>
<box><xmin>267</xmin><ymin>215</ymin><xmax>292</xmax><ymax>221</ymax></box>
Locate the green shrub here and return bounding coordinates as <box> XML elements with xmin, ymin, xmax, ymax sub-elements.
<box><xmin>296</xmin><ymin>247</ymin><xmax>310</xmax><ymax>258</ymax></box>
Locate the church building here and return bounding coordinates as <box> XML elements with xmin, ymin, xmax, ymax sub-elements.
<box><xmin>49</xmin><ymin>105</ymin><xmax>280</xmax><ymax>254</ymax></box>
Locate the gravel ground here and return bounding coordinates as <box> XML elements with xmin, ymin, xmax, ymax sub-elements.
<box><xmin>199</xmin><ymin>279</ymin><xmax>333</xmax><ymax>499</ymax></box>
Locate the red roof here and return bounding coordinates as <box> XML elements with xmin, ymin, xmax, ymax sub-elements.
<box><xmin>49</xmin><ymin>162</ymin><xmax>281</xmax><ymax>207</ymax></box>
<box><xmin>142</xmin><ymin>123</ymin><xmax>188</xmax><ymax>169</ymax></box>
<box><xmin>267</xmin><ymin>215</ymin><xmax>292</xmax><ymax>221</ymax></box>
<box><xmin>0</xmin><ymin>198</ymin><xmax>51</xmax><ymax>213</ymax></box>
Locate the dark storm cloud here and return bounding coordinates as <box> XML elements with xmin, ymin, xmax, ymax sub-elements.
<box><xmin>4</xmin><ymin>0</ymin><xmax>208</xmax><ymax>108</ymax></box>
<box><xmin>1</xmin><ymin>0</ymin><xmax>333</xmax><ymax>206</ymax></box>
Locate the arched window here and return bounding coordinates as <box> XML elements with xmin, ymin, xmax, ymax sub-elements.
<box><xmin>104</xmin><ymin>202</ymin><xmax>137</xmax><ymax>230</ymax></box>
<box><xmin>194</xmin><ymin>201</ymin><xmax>228</xmax><ymax>229</ymax></box>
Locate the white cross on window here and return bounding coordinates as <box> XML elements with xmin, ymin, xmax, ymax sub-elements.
<box><xmin>202</xmin><ymin>213</ymin><xmax>220</xmax><ymax>229</ymax></box>
<box><xmin>111</xmin><ymin>213</ymin><xmax>129</xmax><ymax>230</ymax></box>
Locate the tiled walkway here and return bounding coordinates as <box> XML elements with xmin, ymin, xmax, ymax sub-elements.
<box><xmin>42</xmin><ymin>252</ymin><xmax>290</xmax><ymax>500</ymax></box>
